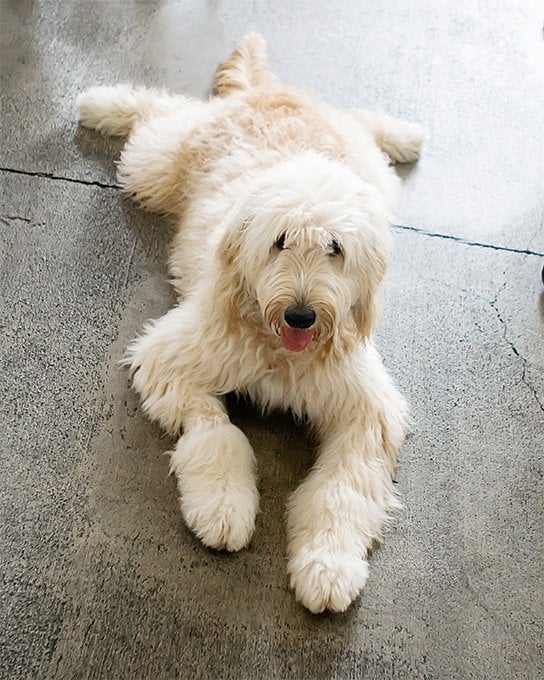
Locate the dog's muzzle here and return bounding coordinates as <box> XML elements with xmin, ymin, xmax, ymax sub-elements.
<box><xmin>284</xmin><ymin>305</ymin><xmax>316</xmax><ymax>329</ymax></box>
<box><xmin>280</xmin><ymin>305</ymin><xmax>316</xmax><ymax>352</ymax></box>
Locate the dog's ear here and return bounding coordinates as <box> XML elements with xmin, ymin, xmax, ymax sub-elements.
<box><xmin>212</xmin><ymin>212</ymin><xmax>250</xmax><ymax>324</ymax></box>
<box><xmin>216</xmin><ymin>224</ymin><xmax>239</xmax><ymax>269</ymax></box>
<box><xmin>351</xmin><ymin>232</ymin><xmax>388</xmax><ymax>341</ymax></box>
<box><xmin>351</xmin><ymin>292</ymin><xmax>378</xmax><ymax>342</ymax></box>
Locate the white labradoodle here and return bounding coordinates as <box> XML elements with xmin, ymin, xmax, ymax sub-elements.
<box><xmin>77</xmin><ymin>34</ymin><xmax>424</xmax><ymax>614</ymax></box>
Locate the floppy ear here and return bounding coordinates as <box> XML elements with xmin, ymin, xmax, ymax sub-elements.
<box><xmin>351</xmin><ymin>231</ymin><xmax>389</xmax><ymax>341</ymax></box>
<box><xmin>352</xmin><ymin>291</ymin><xmax>379</xmax><ymax>342</ymax></box>
<box><xmin>212</xmin><ymin>211</ymin><xmax>250</xmax><ymax>326</ymax></box>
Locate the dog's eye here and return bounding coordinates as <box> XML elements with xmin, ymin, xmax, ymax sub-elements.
<box><xmin>275</xmin><ymin>233</ymin><xmax>286</xmax><ymax>250</ymax></box>
<box><xmin>330</xmin><ymin>239</ymin><xmax>342</xmax><ymax>256</ymax></box>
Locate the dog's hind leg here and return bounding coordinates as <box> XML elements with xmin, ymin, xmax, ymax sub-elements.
<box><xmin>124</xmin><ymin>305</ymin><xmax>259</xmax><ymax>551</ymax></box>
<box><xmin>352</xmin><ymin>109</ymin><xmax>426</xmax><ymax>164</ymax></box>
<box><xmin>213</xmin><ymin>32</ymin><xmax>279</xmax><ymax>96</ymax></box>
<box><xmin>78</xmin><ymin>85</ymin><xmax>216</xmax><ymax>214</ymax></box>
<box><xmin>115</xmin><ymin>101</ymin><xmax>214</xmax><ymax>214</ymax></box>
<box><xmin>77</xmin><ymin>84</ymin><xmax>190</xmax><ymax>137</ymax></box>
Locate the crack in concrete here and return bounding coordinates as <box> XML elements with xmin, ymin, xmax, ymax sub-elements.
<box><xmin>115</xmin><ymin>237</ymin><xmax>138</xmax><ymax>300</ymax></box>
<box><xmin>0</xmin><ymin>214</ymin><xmax>32</xmax><ymax>225</ymax></box>
<box><xmin>1</xmin><ymin>165</ymin><xmax>543</xmax><ymax>259</ymax></box>
<box><xmin>489</xmin><ymin>283</ymin><xmax>544</xmax><ymax>415</ymax></box>
<box><xmin>0</xmin><ymin>166</ymin><xmax>120</xmax><ymax>190</ymax></box>
<box><xmin>393</xmin><ymin>224</ymin><xmax>544</xmax><ymax>258</ymax></box>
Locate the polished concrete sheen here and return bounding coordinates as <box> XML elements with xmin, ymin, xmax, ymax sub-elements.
<box><xmin>1</xmin><ymin>1</ymin><xmax>543</xmax><ymax>679</ymax></box>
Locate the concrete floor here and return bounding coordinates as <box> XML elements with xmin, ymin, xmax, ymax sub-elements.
<box><xmin>1</xmin><ymin>1</ymin><xmax>543</xmax><ymax>679</ymax></box>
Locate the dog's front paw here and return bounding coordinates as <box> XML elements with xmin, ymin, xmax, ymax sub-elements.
<box><xmin>170</xmin><ymin>424</ymin><xmax>259</xmax><ymax>551</ymax></box>
<box><xmin>287</xmin><ymin>549</ymin><xmax>369</xmax><ymax>614</ymax></box>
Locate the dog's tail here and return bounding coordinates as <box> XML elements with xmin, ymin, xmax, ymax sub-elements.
<box><xmin>213</xmin><ymin>33</ymin><xmax>278</xmax><ymax>96</ymax></box>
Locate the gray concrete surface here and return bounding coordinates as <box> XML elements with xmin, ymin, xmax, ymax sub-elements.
<box><xmin>1</xmin><ymin>1</ymin><xmax>543</xmax><ymax>679</ymax></box>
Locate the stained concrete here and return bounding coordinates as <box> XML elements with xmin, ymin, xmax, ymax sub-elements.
<box><xmin>1</xmin><ymin>2</ymin><xmax>543</xmax><ymax>679</ymax></box>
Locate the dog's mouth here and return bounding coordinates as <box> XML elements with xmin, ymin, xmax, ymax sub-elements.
<box><xmin>279</xmin><ymin>326</ymin><xmax>315</xmax><ymax>352</ymax></box>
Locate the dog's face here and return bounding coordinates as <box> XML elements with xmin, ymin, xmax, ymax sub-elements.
<box><xmin>220</xmin><ymin>154</ymin><xmax>391</xmax><ymax>352</ymax></box>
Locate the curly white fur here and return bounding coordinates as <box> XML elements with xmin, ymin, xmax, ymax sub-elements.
<box><xmin>77</xmin><ymin>33</ymin><xmax>424</xmax><ymax>614</ymax></box>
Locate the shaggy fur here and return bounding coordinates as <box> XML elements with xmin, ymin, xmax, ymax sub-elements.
<box><xmin>77</xmin><ymin>34</ymin><xmax>424</xmax><ymax>614</ymax></box>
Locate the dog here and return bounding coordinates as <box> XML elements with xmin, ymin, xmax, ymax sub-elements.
<box><xmin>77</xmin><ymin>34</ymin><xmax>424</xmax><ymax>614</ymax></box>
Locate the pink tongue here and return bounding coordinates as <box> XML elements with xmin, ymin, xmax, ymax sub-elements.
<box><xmin>280</xmin><ymin>327</ymin><xmax>315</xmax><ymax>352</ymax></box>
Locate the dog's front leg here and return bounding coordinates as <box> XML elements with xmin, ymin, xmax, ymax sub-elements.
<box><xmin>169</xmin><ymin>408</ymin><xmax>258</xmax><ymax>552</ymax></box>
<box><xmin>287</xmin><ymin>422</ymin><xmax>399</xmax><ymax>613</ymax></box>
<box><xmin>126</xmin><ymin>306</ymin><xmax>259</xmax><ymax>551</ymax></box>
<box><xmin>286</xmin><ymin>354</ymin><xmax>407</xmax><ymax>613</ymax></box>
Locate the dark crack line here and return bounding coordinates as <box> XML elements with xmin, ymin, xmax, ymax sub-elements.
<box><xmin>1</xmin><ymin>165</ymin><xmax>543</xmax><ymax>258</ymax></box>
<box><xmin>1</xmin><ymin>214</ymin><xmax>32</xmax><ymax>224</ymax></box>
<box><xmin>490</xmin><ymin>288</ymin><xmax>544</xmax><ymax>415</ymax></box>
<box><xmin>520</xmin><ymin>363</ymin><xmax>544</xmax><ymax>416</ymax></box>
<box><xmin>0</xmin><ymin>166</ymin><xmax>120</xmax><ymax>190</ymax></box>
<box><xmin>393</xmin><ymin>224</ymin><xmax>544</xmax><ymax>258</ymax></box>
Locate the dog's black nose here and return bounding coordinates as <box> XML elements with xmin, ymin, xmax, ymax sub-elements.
<box><xmin>284</xmin><ymin>305</ymin><xmax>316</xmax><ymax>329</ymax></box>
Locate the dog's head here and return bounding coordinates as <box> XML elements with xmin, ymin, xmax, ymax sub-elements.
<box><xmin>218</xmin><ymin>153</ymin><xmax>391</xmax><ymax>352</ymax></box>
